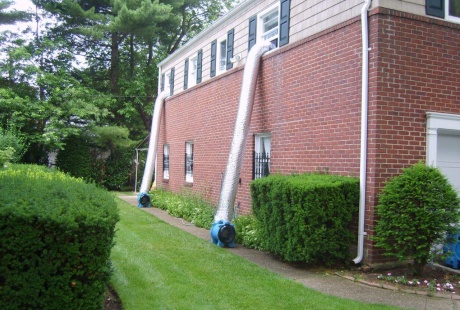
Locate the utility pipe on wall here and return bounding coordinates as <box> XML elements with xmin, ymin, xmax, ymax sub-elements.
<box><xmin>211</xmin><ymin>41</ymin><xmax>273</xmax><ymax>247</ymax></box>
<box><xmin>137</xmin><ymin>91</ymin><xmax>169</xmax><ymax>207</ymax></box>
<box><xmin>353</xmin><ymin>0</ymin><xmax>372</xmax><ymax>264</ymax></box>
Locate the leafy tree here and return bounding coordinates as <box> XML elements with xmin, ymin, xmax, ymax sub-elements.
<box><xmin>373</xmin><ymin>162</ymin><xmax>460</xmax><ymax>275</ymax></box>
<box><xmin>0</xmin><ymin>0</ymin><xmax>31</xmax><ymax>25</ymax></box>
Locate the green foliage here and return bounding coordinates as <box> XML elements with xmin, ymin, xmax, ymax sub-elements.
<box><xmin>0</xmin><ymin>146</ymin><xmax>14</xmax><ymax>166</ymax></box>
<box><xmin>250</xmin><ymin>173</ymin><xmax>359</xmax><ymax>265</ymax></box>
<box><xmin>233</xmin><ymin>213</ymin><xmax>265</xmax><ymax>250</ymax></box>
<box><xmin>0</xmin><ymin>164</ymin><xmax>119</xmax><ymax>310</ymax></box>
<box><xmin>150</xmin><ymin>188</ymin><xmax>215</xmax><ymax>228</ymax></box>
<box><xmin>373</xmin><ymin>162</ymin><xmax>460</xmax><ymax>275</ymax></box>
<box><xmin>55</xmin><ymin>134</ymin><xmax>93</xmax><ymax>181</ymax></box>
<box><xmin>103</xmin><ymin>146</ymin><xmax>134</xmax><ymax>191</ymax></box>
<box><xmin>90</xmin><ymin>126</ymin><xmax>133</xmax><ymax>151</ymax></box>
<box><xmin>0</xmin><ymin>128</ymin><xmax>27</xmax><ymax>163</ymax></box>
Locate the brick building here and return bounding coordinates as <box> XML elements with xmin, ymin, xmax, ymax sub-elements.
<box><xmin>153</xmin><ymin>0</ymin><xmax>460</xmax><ymax>264</ymax></box>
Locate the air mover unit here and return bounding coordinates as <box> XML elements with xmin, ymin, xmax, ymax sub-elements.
<box><xmin>211</xmin><ymin>220</ymin><xmax>236</xmax><ymax>248</ymax></box>
<box><xmin>444</xmin><ymin>234</ymin><xmax>460</xmax><ymax>269</ymax></box>
<box><xmin>137</xmin><ymin>191</ymin><xmax>151</xmax><ymax>208</ymax></box>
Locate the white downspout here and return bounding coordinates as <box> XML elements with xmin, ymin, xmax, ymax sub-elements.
<box><xmin>353</xmin><ymin>0</ymin><xmax>372</xmax><ymax>265</ymax></box>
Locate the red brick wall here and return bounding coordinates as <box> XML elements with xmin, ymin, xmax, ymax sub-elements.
<box><xmin>156</xmin><ymin>8</ymin><xmax>460</xmax><ymax>264</ymax></box>
<box><xmin>365</xmin><ymin>9</ymin><xmax>460</xmax><ymax>263</ymax></box>
<box><xmin>158</xmin><ymin>19</ymin><xmax>363</xmax><ymax>215</ymax></box>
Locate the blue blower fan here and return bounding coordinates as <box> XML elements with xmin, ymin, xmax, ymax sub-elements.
<box><xmin>444</xmin><ymin>234</ymin><xmax>460</xmax><ymax>269</ymax></box>
<box><xmin>211</xmin><ymin>220</ymin><xmax>236</xmax><ymax>248</ymax></box>
<box><xmin>137</xmin><ymin>191</ymin><xmax>151</xmax><ymax>208</ymax></box>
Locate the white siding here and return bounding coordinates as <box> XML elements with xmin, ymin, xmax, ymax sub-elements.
<box><xmin>159</xmin><ymin>0</ymin><xmax>435</xmax><ymax>98</ymax></box>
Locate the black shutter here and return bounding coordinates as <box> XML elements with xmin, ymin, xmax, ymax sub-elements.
<box><xmin>279</xmin><ymin>0</ymin><xmax>290</xmax><ymax>47</ymax></box>
<box><xmin>226</xmin><ymin>28</ymin><xmax>234</xmax><ymax>70</ymax></box>
<box><xmin>184</xmin><ymin>58</ymin><xmax>189</xmax><ymax>90</ymax></box>
<box><xmin>210</xmin><ymin>40</ymin><xmax>217</xmax><ymax>77</ymax></box>
<box><xmin>426</xmin><ymin>0</ymin><xmax>444</xmax><ymax>18</ymax></box>
<box><xmin>169</xmin><ymin>67</ymin><xmax>174</xmax><ymax>96</ymax></box>
<box><xmin>161</xmin><ymin>73</ymin><xmax>165</xmax><ymax>91</ymax></box>
<box><xmin>197</xmin><ymin>49</ymin><xmax>203</xmax><ymax>84</ymax></box>
<box><xmin>248</xmin><ymin>15</ymin><xmax>257</xmax><ymax>51</ymax></box>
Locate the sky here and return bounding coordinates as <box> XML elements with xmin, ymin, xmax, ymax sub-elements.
<box><xmin>1</xmin><ymin>0</ymin><xmax>38</xmax><ymax>32</ymax></box>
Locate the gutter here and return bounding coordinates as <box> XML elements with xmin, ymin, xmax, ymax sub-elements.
<box><xmin>353</xmin><ymin>0</ymin><xmax>372</xmax><ymax>265</ymax></box>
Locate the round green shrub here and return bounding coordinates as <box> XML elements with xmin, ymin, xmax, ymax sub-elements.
<box><xmin>0</xmin><ymin>164</ymin><xmax>119</xmax><ymax>309</ymax></box>
<box><xmin>373</xmin><ymin>162</ymin><xmax>460</xmax><ymax>275</ymax></box>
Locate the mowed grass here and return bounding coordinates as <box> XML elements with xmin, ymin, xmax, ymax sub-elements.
<box><xmin>110</xmin><ymin>198</ymin><xmax>397</xmax><ymax>310</ymax></box>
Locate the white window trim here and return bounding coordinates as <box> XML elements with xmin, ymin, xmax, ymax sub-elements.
<box><xmin>216</xmin><ymin>35</ymin><xmax>227</xmax><ymax>75</ymax></box>
<box><xmin>426</xmin><ymin>112</ymin><xmax>460</xmax><ymax>167</ymax></box>
<box><xmin>257</xmin><ymin>3</ymin><xmax>280</xmax><ymax>48</ymax></box>
<box><xmin>446</xmin><ymin>0</ymin><xmax>460</xmax><ymax>23</ymax></box>
<box><xmin>188</xmin><ymin>56</ymin><xmax>197</xmax><ymax>88</ymax></box>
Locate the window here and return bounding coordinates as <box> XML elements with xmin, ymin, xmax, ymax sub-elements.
<box><xmin>189</xmin><ymin>57</ymin><xmax>197</xmax><ymax>88</ymax></box>
<box><xmin>163</xmin><ymin>144</ymin><xmax>170</xmax><ymax>179</ymax></box>
<box><xmin>260</xmin><ymin>6</ymin><xmax>279</xmax><ymax>47</ymax></box>
<box><xmin>254</xmin><ymin>134</ymin><xmax>271</xmax><ymax>179</ymax></box>
<box><xmin>164</xmin><ymin>72</ymin><xmax>170</xmax><ymax>93</ymax></box>
<box><xmin>426</xmin><ymin>0</ymin><xmax>460</xmax><ymax>22</ymax></box>
<box><xmin>218</xmin><ymin>37</ymin><xmax>227</xmax><ymax>74</ymax></box>
<box><xmin>185</xmin><ymin>142</ymin><xmax>194</xmax><ymax>183</ymax></box>
<box><xmin>248</xmin><ymin>0</ymin><xmax>290</xmax><ymax>51</ymax></box>
<box><xmin>447</xmin><ymin>0</ymin><xmax>460</xmax><ymax>22</ymax></box>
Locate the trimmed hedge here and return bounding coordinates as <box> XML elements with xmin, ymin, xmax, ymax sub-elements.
<box><xmin>250</xmin><ymin>173</ymin><xmax>359</xmax><ymax>265</ymax></box>
<box><xmin>0</xmin><ymin>164</ymin><xmax>119</xmax><ymax>310</ymax></box>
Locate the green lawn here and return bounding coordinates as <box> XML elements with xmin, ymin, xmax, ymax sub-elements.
<box><xmin>110</xmin><ymin>198</ymin><xmax>397</xmax><ymax>309</ymax></box>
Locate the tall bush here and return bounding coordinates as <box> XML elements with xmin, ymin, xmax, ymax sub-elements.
<box><xmin>373</xmin><ymin>162</ymin><xmax>460</xmax><ymax>275</ymax></box>
<box><xmin>55</xmin><ymin>135</ymin><xmax>92</xmax><ymax>180</ymax></box>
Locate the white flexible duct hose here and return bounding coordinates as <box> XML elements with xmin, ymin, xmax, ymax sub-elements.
<box><xmin>139</xmin><ymin>91</ymin><xmax>169</xmax><ymax>194</ymax></box>
<box><xmin>214</xmin><ymin>41</ymin><xmax>273</xmax><ymax>223</ymax></box>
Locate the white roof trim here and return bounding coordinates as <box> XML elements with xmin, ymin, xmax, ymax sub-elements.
<box><xmin>158</xmin><ymin>0</ymin><xmax>255</xmax><ymax>68</ymax></box>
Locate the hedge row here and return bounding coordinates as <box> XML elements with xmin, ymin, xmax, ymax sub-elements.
<box><xmin>250</xmin><ymin>173</ymin><xmax>359</xmax><ymax>265</ymax></box>
<box><xmin>0</xmin><ymin>164</ymin><xmax>119</xmax><ymax>310</ymax></box>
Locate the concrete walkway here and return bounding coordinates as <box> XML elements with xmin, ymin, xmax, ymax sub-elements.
<box><xmin>118</xmin><ymin>195</ymin><xmax>460</xmax><ymax>310</ymax></box>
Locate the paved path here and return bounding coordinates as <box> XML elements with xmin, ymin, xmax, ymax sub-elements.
<box><xmin>118</xmin><ymin>195</ymin><xmax>460</xmax><ymax>310</ymax></box>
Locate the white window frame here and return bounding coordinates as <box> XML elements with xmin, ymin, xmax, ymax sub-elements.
<box><xmin>188</xmin><ymin>56</ymin><xmax>197</xmax><ymax>88</ymax></box>
<box><xmin>185</xmin><ymin>141</ymin><xmax>194</xmax><ymax>183</ymax></box>
<box><xmin>254</xmin><ymin>133</ymin><xmax>271</xmax><ymax>179</ymax></box>
<box><xmin>216</xmin><ymin>35</ymin><xmax>227</xmax><ymax>75</ymax></box>
<box><xmin>163</xmin><ymin>144</ymin><xmax>170</xmax><ymax>179</ymax></box>
<box><xmin>426</xmin><ymin>112</ymin><xmax>460</xmax><ymax>167</ymax></box>
<box><xmin>258</xmin><ymin>3</ymin><xmax>280</xmax><ymax>48</ymax></box>
<box><xmin>446</xmin><ymin>0</ymin><xmax>460</xmax><ymax>23</ymax></box>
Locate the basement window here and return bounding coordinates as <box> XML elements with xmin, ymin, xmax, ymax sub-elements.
<box><xmin>185</xmin><ymin>142</ymin><xmax>194</xmax><ymax>183</ymax></box>
<box><xmin>254</xmin><ymin>133</ymin><xmax>271</xmax><ymax>179</ymax></box>
<box><xmin>163</xmin><ymin>144</ymin><xmax>169</xmax><ymax>180</ymax></box>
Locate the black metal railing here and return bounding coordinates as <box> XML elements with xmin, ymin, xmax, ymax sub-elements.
<box><xmin>253</xmin><ymin>151</ymin><xmax>270</xmax><ymax>179</ymax></box>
